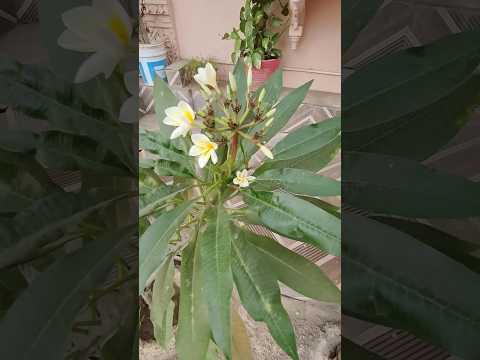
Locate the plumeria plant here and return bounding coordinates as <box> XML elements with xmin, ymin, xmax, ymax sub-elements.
<box><xmin>223</xmin><ymin>0</ymin><xmax>290</xmax><ymax>68</ymax></box>
<box><xmin>140</xmin><ymin>60</ymin><xmax>341</xmax><ymax>360</ymax></box>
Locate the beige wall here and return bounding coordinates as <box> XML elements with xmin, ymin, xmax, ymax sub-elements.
<box><xmin>170</xmin><ymin>0</ymin><xmax>340</xmax><ymax>94</ymax></box>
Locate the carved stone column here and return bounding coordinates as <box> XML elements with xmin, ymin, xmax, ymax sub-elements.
<box><xmin>289</xmin><ymin>0</ymin><xmax>305</xmax><ymax>50</ymax></box>
<box><xmin>140</xmin><ymin>0</ymin><xmax>179</xmax><ymax>62</ymax></box>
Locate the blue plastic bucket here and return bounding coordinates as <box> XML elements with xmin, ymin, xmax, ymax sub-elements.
<box><xmin>139</xmin><ymin>43</ymin><xmax>168</xmax><ymax>86</ymax></box>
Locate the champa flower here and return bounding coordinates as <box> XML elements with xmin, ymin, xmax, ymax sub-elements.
<box><xmin>233</xmin><ymin>169</ymin><xmax>256</xmax><ymax>188</ymax></box>
<box><xmin>119</xmin><ymin>70</ymin><xmax>137</xmax><ymax>123</ymax></box>
<box><xmin>163</xmin><ymin>101</ymin><xmax>198</xmax><ymax>139</ymax></box>
<box><xmin>194</xmin><ymin>63</ymin><xmax>220</xmax><ymax>94</ymax></box>
<box><xmin>58</xmin><ymin>0</ymin><xmax>133</xmax><ymax>83</ymax></box>
<box><xmin>189</xmin><ymin>134</ymin><xmax>218</xmax><ymax>168</ymax></box>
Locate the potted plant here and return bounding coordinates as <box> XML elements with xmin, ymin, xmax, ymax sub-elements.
<box><xmin>139</xmin><ymin>4</ymin><xmax>168</xmax><ymax>85</ymax></box>
<box><xmin>224</xmin><ymin>0</ymin><xmax>290</xmax><ymax>88</ymax></box>
<box><xmin>139</xmin><ymin>60</ymin><xmax>341</xmax><ymax>359</ymax></box>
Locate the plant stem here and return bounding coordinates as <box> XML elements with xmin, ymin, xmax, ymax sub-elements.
<box><xmin>229</xmin><ymin>133</ymin><xmax>239</xmax><ymax>166</ymax></box>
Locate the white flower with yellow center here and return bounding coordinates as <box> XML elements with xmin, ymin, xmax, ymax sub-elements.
<box><xmin>163</xmin><ymin>101</ymin><xmax>198</xmax><ymax>139</ymax></box>
<box><xmin>189</xmin><ymin>134</ymin><xmax>219</xmax><ymax>168</ymax></box>
<box><xmin>194</xmin><ymin>63</ymin><xmax>220</xmax><ymax>94</ymax></box>
<box><xmin>58</xmin><ymin>0</ymin><xmax>133</xmax><ymax>83</ymax></box>
<box><xmin>233</xmin><ymin>169</ymin><xmax>256</xmax><ymax>188</ymax></box>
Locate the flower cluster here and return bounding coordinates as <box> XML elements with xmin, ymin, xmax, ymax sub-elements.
<box><xmin>162</xmin><ymin>63</ymin><xmax>277</xmax><ymax>188</ymax></box>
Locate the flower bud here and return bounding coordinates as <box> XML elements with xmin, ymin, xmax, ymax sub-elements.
<box><xmin>258</xmin><ymin>88</ymin><xmax>266</xmax><ymax>103</ymax></box>
<box><xmin>247</xmin><ymin>66</ymin><xmax>253</xmax><ymax>89</ymax></box>
<box><xmin>265</xmin><ymin>117</ymin><xmax>274</xmax><ymax>127</ymax></box>
<box><xmin>259</xmin><ymin>144</ymin><xmax>274</xmax><ymax>159</ymax></box>
<box><xmin>229</xmin><ymin>72</ymin><xmax>237</xmax><ymax>93</ymax></box>
<box><xmin>265</xmin><ymin>108</ymin><xmax>276</xmax><ymax>118</ymax></box>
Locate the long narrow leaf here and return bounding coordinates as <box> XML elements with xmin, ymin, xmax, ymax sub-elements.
<box><xmin>243</xmin><ymin>190</ymin><xmax>341</xmax><ymax>256</ymax></box>
<box><xmin>151</xmin><ymin>255</ymin><xmax>175</xmax><ymax>347</ymax></box>
<box><xmin>343</xmin><ymin>214</ymin><xmax>480</xmax><ymax>360</ymax></box>
<box><xmin>139</xmin><ymin>201</ymin><xmax>194</xmax><ymax>293</ymax></box>
<box><xmin>0</xmin><ymin>227</ymin><xmax>134</xmax><ymax>360</ymax></box>
<box><xmin>242</xmin><ymin>229</ymin><xmax>340</xmax><ymax>303</ymax></box>
<box><xmin>199</xmin><ymin>201</ymin><xmax>233</xmax><ymax>357</ymax></box>
<box><xmin>139</xmin><ymin>184</ymin><xmax>190</xmax><ymax>217</ymax></box>
<box><xmin>0</xmin><ymin>57</ymin><xmax>134</xmax><ymax>172</ymax></box>
<box><xmin>232</xmin><ymin>234</ymin><xmax>299</xmax><ymax>360</ymax></box>
<box><xmin>255</xmin><ymin>168</ymin><xmax>340</xmax><ymax>197</ymax></box>
<box><xmin>343</xmin><ymin>151</ymin><xmax>480</xmax><ymax>218</ymax></box>
<box><xmin>257</xmin><ymin>117</ymin><xmax>340</xmax><ymax>173</ymax></box>
<box><xmin>245</xmin><ymin>80</ymin><xmax>313</xmax><ymax>158</ymax></box>
<box><xmin>0</xmin><ymin>189</ymin><xmax>127</xmax><ymax>268</ymax></box>
<box><xmin>177</xmin><ymin>241</ymin><xmax>211</xmax><ymax>360</ymax></box>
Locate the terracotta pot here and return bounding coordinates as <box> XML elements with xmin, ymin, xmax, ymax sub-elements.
<box><xmin>252</xmin><ymin>58</ymin><xmax>281</xmax><ymax>89</ymax></box>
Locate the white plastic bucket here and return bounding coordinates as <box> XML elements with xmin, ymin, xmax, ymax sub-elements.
<box><xmin>139</xmin><ymin>43</ymin><xmax>168</xmax><ymax>86</ymax></box>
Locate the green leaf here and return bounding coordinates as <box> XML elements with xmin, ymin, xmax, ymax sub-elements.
<box><xmin>257</xmin><ymin>117</ymin><xmax>341</xmax><ymax>173</ymax></box>
<box><xmin>256</xmin><ymin>67</ymin><xmax>283</xmax><ymax>107</ymax></box>
<box><xmin>232</xmin><ymin>232</ymin><xmax>299</xmax><ymax>360</ymax></box>
<box><xmin>343</xmin><ymin>214</ymin><xmax>480</xmax><ymax>360</ymax></box>
<box><xmin>343</xmin><ymin>31</ymin><xmax>480</xmax><ymax>160</ymax></box>
<box><xmin>344</xmin><ymin>74</ymin><xmax>480</xmax><ymax>161</ymax></box>
<box><xmin>139</xmin><ymin>201</ymin><xmax>194</xmax><ymax>294</ymax></box>
<box><xmin>177</xmin><ymin>241</ymin><xmax>211</xmax><ymax>360</ymax></box>
<box><xmin>0</xmin><ymin>183</ymin><xmax>32</xmax><ymax>214</ymax></box>
<box><xmin>0</xmin><ymin>268</ymin><xmax>27</xmax><ymax>318</ymax></box>
<box><xmin>205</xmin><ymin>341</ymin><xmax>223</xmax><ymax>360</ymax></box>
<box><xmin>0</xmin><ymin>57</ymin><xmax>134</xmax><ymax>172</ymax></box>
<box><xmin>298</xmin><ymin>196</ymin><xmax>341</xmax><ymax>218</ymax></box>
<box><xmin>271</xmin><ymin>17</ymin><xmax>282</xmax><ymax>27</ymax></box>
<box><xmin>371</xmin><ymin>216</ymin><xmax>480</xmax><ymax>274</ymax></box>
<box><xmin>139</xmin><ymin>184</ymin><xmax>190</xmax><ymax>217</ymax></box>
<box><xmin>243</xmin><ymin>190</ymin><xmax>340</xmax><ymax>256</ymax></box>
<box><xmin>140</xmin><ymin>131</ymin><xmax>194</xmax><ymax>175</ymax></box>
<box><xmin>254</xmin><ymin>168</ymin><xmax>340</xmax><ymax>197</ymax></box>
<box><xmin>140</xmin><ymin>131</ymin><xmax>189</xmax><ymax>164</ymax></box>
<box><xmin>246</xmin><ymin>80</ymin><xmax>313</xmax><ymax>158</ymax></box>
<box><xmin>0</xmin><ymin>149</ymin><xmax>57</xmax><ymax>191</ymax></box>
<box><xmin>0</xmin><ymin>226</ymin><xmax>134</xmax><ymax>360</ymax></box>
<box><xmin>342</xmin><ymin>0</ymin><xmax>383</xmax><ymax>54</ymax></box>
<box><xmin>241</xmin><ymin>229</ymin><xmax>340</xmax><ymax>302</ymax></box>
<box><xmin>199</xmin><ymin>202</ymin><xmax>233</xmax><ymax>357</ymax></box>
<box><xmin>151</xmin><ymin>255</ymin><xmax>175</xmax><ymax>347</ymax></box>
<box><xmin>265</xmin><ymin>79</ymin><xmax>313</xmax><ymax>139</ymax></box>
<box><xmin>252</xmin><ymin>52</ymin><xmax>262</xmax><ymax>69</ymax></box>
<box><xmin>36</xmin><ymin>132</ymin><xmax>129</xmax><ymax>175</ymax></box>
<box><xmin>0</xmin><ymin>189</ymin><xmax>127</xmax><ymax>268</ymax></box>
<box><xmin>343</xmin><ymin>151</ymin><xmax>480</xmax><ymax>218</ymax></box>
<box><xmin>0</xmin><ymin>131</ymin><xmax>37</xmax><ymax>153</ymax></box>
<box><xmin>101</xmin><ymin>288</ymin><xmax>138</xmax><ymax>360</ymax></box>
<box><xmin>254</xmin><ymin>10</ymin><xmax>264</xmax><ymax>24</ymax></box>
<box><xmin>262</xmin><ymin>37</ymin><xmax>270</xmax><ymax>50</ymax></box>
<box><xmin>154</xmin><ymin>159</ymin><xmax>193</xmax><ymax>178</ymax></box>
<box><xmin>154</xmin><ymin>76</ymin><xmax>179</xmax><ymax>138</ymax></box>
<box><xmin>234</xmin><ymin>59</ymin><xmax>248</xmax><ymax>109</ymax></box>
<box><xmin>245</xmin><ymin>20</ymin><xmax>254</xmax><ymax>38</ymax></box>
